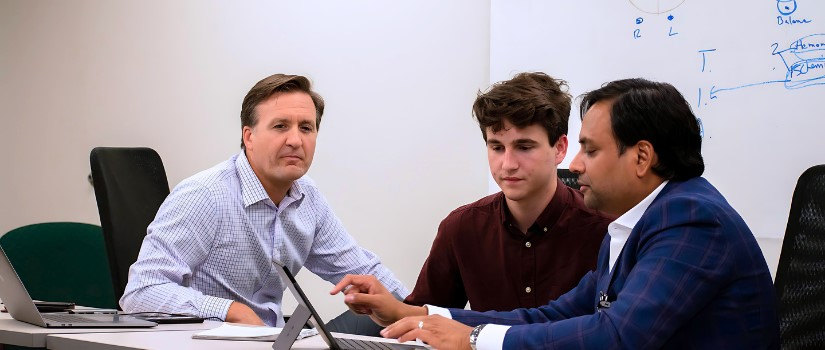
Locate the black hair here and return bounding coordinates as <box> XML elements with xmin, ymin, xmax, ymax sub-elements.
<box><xmin>579</xmin><ymin>78</ymin><xmax>704</xmax><ymax>180</ymax></box>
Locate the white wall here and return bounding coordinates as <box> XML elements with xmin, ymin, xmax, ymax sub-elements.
<box><xmin>0</xmin><ymin>0</ymin><xmax>491</xmax><ymax>321</ymax></box>
<box><xmin>487</xmin><ymin>0</ymin><xmax>810</xmax><ymax>282</ymax></box>
<box><xmin>0</xmin><ymin>0</ymin><xmax>787</xmax><ymax>323</ymax></box>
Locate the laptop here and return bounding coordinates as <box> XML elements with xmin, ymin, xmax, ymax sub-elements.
<box><xmin>273</xmin><ymin>261</ymin><xmax>427</xmax><ymax>350</ymax></box>
<box><xmin>0</xmin><ymin>246</ymin><xmax>156</xmax><ymax>328</ymax></box>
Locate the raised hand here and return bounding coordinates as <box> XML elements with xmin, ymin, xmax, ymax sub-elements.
<box><xmin>330</xmin><ymin>274</ymin><xmax>426</xmax><ymax>326</ymax></box>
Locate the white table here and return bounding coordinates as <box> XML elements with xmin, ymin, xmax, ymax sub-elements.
<box><xmin>46</xmin><ymin>330</ymin><xmax>425</xmax><ymax>350</ymax></box>
<box><xmin>0</xmin><ymin>313</ymin><xmax>219</xmax><ymax>348</ymax></box>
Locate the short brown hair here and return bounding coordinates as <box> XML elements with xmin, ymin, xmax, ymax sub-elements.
<box><xmin>239</xmin><ymin>74</ymin><xmax>325</xmax><ymax>149</ymax></box>
<box><xmin>472</xmin><ymin>72</ymin><xmax>571</xmax><ymax>145</ymax></box>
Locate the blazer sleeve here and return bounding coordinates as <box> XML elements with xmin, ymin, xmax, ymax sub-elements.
<box><xmin>450</xmin><ymin>269</ymin><xmax>598</xmax><ymax>327</ymax></box>
<box><xmin>470</xmin><ymin>195</ymin><xmax>730</xmax><ymax>349</ymax></box>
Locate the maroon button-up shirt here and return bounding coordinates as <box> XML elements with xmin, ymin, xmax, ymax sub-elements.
<box><xmin>404</xmin><ymin>179</ymin><xmax>613</xmax><ymax>312</ymax></box>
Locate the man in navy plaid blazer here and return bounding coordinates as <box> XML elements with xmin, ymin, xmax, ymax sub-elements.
<box><xmin>332</xmin><ymin>78</ymin><xmax>780</xmax><ymax>349</ymax></box>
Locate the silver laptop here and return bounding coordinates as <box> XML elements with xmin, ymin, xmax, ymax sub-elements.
<box><xmin>0</xmin><ymin>245</ymin><xmax>156</xmax><ymax>328</ymax></box>
<box><xmin>273</xmin><ymin>261</ymin><xmax>426</xmax><ymax>350</ymax></box>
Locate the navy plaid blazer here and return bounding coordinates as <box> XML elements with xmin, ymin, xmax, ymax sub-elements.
<box><xmin>451</xmin><ymin>177</ymin><xmax>779</xmax><ymax>349</ymax></box>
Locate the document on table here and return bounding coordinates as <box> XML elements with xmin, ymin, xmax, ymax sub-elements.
<box><xmin>192</xmin><ymin>322</ymin><xmax>318</xmax><ymax>341</ymax></box>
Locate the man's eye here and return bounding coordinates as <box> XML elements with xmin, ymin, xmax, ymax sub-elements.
<box><xmin>300</xmin><ymin>125</ymin><xmax>314</xmax><ymax>132</ymax></box>
<box><xmin>273</xmin><ymin>124</ymin><xmax>285</xmax><ymax>129</ymax></box>
<box><xmin>518</xmin><ymin>145</ymin><xmax>533</xmax><ymax>151</ymax></box>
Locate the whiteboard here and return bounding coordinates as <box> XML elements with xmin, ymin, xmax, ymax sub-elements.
<box><xmin>490</xmin><ymin>0</ymin><xmax>825</xmax><ymax>238</ymax></box>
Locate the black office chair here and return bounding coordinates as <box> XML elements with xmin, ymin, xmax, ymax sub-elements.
<box><xmin>0</xmin><ymin>222</ymin><xmax>118</xmax><ymax>309</ymax></box>
<box><xmin>89</xmin><ymin>147</ymin><xmax>170</xmax><ymax>304</ymax></box>
<box><xmin>774</xmin><ymin>164</ymin><xmax>825</xmax><ymax>349</ymax></box>
<box><xmin>558</xmin><ymin>168</ymin><xmax>580</xmax><ymax>190</ymax></box>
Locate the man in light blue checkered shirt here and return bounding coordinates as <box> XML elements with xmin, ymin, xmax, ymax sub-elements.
<box><xmin>120</xmin><ymin>73</ymin><xmax>408</xmax><ymax>326</ymax></box>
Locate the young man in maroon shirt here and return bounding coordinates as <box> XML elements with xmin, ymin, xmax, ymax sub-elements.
<box><xmin>402</xmin><ymin>72</ymin><xmax>613</xmax><ymax>312</ymax></box>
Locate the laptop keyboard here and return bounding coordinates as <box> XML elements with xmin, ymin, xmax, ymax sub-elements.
<box><xmin>336</xmin><ymin>338</ymin><xmax>427</xmax><ymax>350</ymax></box>
<box><xmin>44</xmin><ymin>313</ymin><xmax>112</xmax><ymax>323</ymax></box>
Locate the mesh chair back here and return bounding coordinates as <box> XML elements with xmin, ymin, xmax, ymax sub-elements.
<box><xmin>90</xmin><ymin>147</ymin><xmax>170</xmax><ymax>303</ymax></box>
<box><xmin>558</xmin><ymin>168</ymin><xmax>580</xmax><ymax>190</ymax></box>
<box><xmin>774</xmin><ymin>164</ymin><xmax>825</xmax><ymax>349</ymax></box>
<box><xmin>0</xmin><ymin>222</ymin><xmax>118</xmax><ymax>309</ymax></box>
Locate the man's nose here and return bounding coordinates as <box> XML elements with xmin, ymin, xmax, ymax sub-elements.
<box><xmin>569</xmin><ymin>151</ymin><xmax>584</xmax><ymax>174</ymax></box>
<box><xmin>502</xmin><ymin>149</ymin><xmax>518</xmax><ymax>170</ymax></box>
<box><xmin>285</xmin><ymin>128</ymin><xmax>302</xmax><ymax>147</ymax></box>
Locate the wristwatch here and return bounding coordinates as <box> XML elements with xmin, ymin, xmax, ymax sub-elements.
<box><xmin>469</xmin><ymin>324</ymin><xmax>487</xmax><ymax>350</ymax></box>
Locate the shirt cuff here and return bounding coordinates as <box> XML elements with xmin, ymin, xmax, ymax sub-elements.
<box><xmin>477</xmin><ymin>324</ymin><xmax>510</xmax><ymax>350</ymax></box>
<box><xmin>199</xmin><ymin>295</ymin><xmax>234</xmax><ymax>320</ymax></box>
<box><xmin>424</xmin><ymin>304</ymin><xmax>453</xmax><ymax>319</ymax></box>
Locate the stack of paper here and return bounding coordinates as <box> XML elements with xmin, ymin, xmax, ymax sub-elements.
<box><xmin>192</xmin><ymin>322</ymin><xmax>318</xmax><ymax>341</ymax></box>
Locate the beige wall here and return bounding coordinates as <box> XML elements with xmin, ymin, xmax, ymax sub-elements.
<box><xmin>0</xmin><ymin>0</ymin><xmax>490</xmax><ymax>321</ymax></box>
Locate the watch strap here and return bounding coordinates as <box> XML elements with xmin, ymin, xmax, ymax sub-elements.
<box><xmin>469</xmin><ymin>323</ymin><xmax>487</xmax><ymax>350</ymax></box>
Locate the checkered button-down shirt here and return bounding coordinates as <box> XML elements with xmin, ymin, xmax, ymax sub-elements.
<box><xmin>120</xmin><ymin>152</ymin><xmax>408</xmax><ymax>326</ymax></box>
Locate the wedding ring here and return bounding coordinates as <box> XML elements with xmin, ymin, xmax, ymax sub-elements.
<box><xmin>418</xmin><ymin>320</ymin><xmax>424</xmax><ymax>329</ymax></box>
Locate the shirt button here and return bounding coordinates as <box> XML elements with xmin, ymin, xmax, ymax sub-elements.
<box><xmin>525</xmin><ymin>241</ymin><xmax>532</xmax><ymax>248</ymax></box>
<box><xmin>525</xmin><ymin>287</ymin><xmax>532</xmax><ymax>293</ymax></box>
<box><xmin>543</xmin><ymin>227</ymin><xmax>548</xmax><ymax>232</ymax></box>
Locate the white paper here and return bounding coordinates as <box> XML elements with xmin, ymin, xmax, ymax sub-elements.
<box><xmin>192</xmin><ymin>322</ymin><xmax>317</xmax><ymax>341</ymax></box>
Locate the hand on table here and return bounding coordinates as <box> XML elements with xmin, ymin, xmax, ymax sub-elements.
<box><xmin>225</xmin><ymin>301</ymin><xmax>265</xmax><ymax>326</ymax></box>
<box><xmin>381</xmin><ymin>314</ymin><xmax>473</xmax><ymax>350</ymax></box>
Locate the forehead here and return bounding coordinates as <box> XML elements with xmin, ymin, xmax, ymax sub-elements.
<box><xmin>486</xmin><ymin>120</ymin><xmax>549</xmax><ymax>143</ymax></box>
<box><xmin>255</xmin><ymin>91</ymin><xmax>316</xmax><ymax>120</ymax></box>
<box><xmin>580</xmin><ymin>101</ymin><xmax>614</xmax><ymax>143</ymax></box>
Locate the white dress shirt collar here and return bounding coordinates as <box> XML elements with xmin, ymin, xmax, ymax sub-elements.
<box><xmin>607</xmin><ymin>180</ymin><xmax>669</xmax><ymax>272</ymax></box>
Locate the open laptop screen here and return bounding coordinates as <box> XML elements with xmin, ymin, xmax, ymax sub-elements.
<box><xmin>273</xmin><ymin>260</ymin><xmax>341</xmax><ymax>347</ymax></box>
<box><xmin>0</xmin><ymin>245</ymin><xmax>48</xmax><ymax>326</ymax></box>
<box><xmin>0</xmin><ymin>246</ymin><xmax>155</xmax><ymax>328</ymax></box>
<box><xmin>272</xmin><ymin>261</ymin><xmax>426</xmax><ymax>350</ymax></box>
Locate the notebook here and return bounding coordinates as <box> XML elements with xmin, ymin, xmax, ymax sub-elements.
<box><xmin>0</xmin><ymin>245</ymin><xmax>156</xmax><ymax>328</ymax></box>
<box><xmin>272</xmin><ymin>261</ymin><xmax>427</xmax><ymax>350</ymax></box>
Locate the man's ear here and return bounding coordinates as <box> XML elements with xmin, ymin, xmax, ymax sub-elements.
<box><xmin>553</xmin><ymin>135</ymin><xmax>568</xmax><ymax>165</ymax></box>
<box><xmin>634</xmin><ymin>140</ymin><xmax>657</xmax><ymax>178</ymax></box>
<box><xmin>242</xmin><ymin>126</ymin><xmax>253</xmax><ymax>151</ymax></box>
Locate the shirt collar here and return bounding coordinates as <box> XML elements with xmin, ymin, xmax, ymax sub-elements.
<box><xmin>500</xmin><ymin>178</ymin><xmax>571</xmax><ymax>234</ymax></box>
<box><xmin>608</xmin><ymin>180</ymin><xmax>669</xmax><ymax>236</ymax></box>
<box><xmin>235</xmin><ymin>151</ymin><xmax>306</xmax><ymax>208</ymax></box>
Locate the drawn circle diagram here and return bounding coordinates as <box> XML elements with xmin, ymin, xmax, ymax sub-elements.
<box><xmin>628</xmin><ymin>0</ymin><xmax>687</xmax><ymax>14</ymax></box>
<box><xmin>777</xmin><ymin>0</ymin><xmax>797</xmax><ymax>15</ymax></box>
